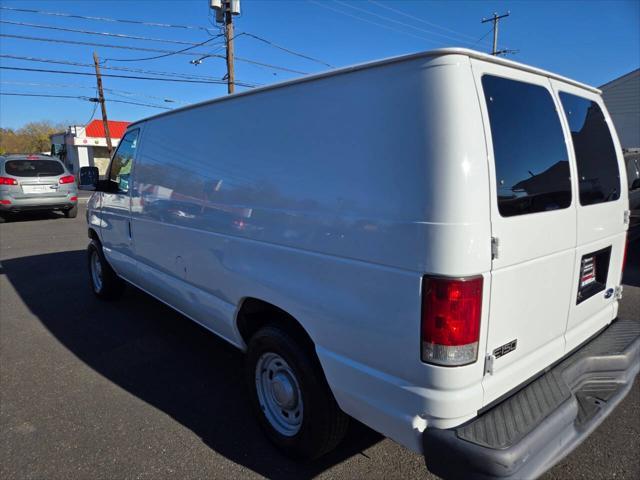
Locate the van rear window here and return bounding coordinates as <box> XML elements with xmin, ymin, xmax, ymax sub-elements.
<box><xmin>5</xmin><ymin>160</ymin><xmax>64</xmax><ymax>177</ymax></box>
<box><xmin>559</xmin><ymin>93</ymin><xmax>620</xmax><ymax>206</ymax></box>
<box><xmin>482</xmin><ymin>75</ymin><xmax>572</xmax><ymax>217</ymax></box>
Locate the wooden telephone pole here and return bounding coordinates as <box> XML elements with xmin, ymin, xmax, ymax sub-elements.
<box><xmin>92</xmin><ymin>51</ymin><xmax>113</xmax><ymax>155</ymax></box>
<box><xmin>224</xmin><ymin>2</ymin><xmax>235</xmax><ymax>94</ymax></box>
<box><xmin>211</xmin><ymin>0</ymin><xmax>239</xmax><ymax>94</ymax></box>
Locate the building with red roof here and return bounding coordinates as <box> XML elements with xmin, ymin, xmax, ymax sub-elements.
<box><xmin>50</xmin><ymin>120</ymin><xmax>131</xmax><ymax>177</ymax></box>
<box><xmin>84</xmin><ymin>120</ymin><xmax>130</xmax><ymax>139</ymax></box>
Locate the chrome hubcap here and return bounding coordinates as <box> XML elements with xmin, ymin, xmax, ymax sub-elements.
<box><xmin>90</xmin><ymin>250</ymin><xmax>103</xmax><ymax>292</ymax></box>
<box><xmin>255</xmin><ymin>353</ymin><xmax>303</xmax><ymax>436</ymax></box>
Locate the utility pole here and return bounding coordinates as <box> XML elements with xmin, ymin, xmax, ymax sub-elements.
<box><xmin>210</xmin><ymin>0</ymin><xmax>240</xmax><ymax>94</ymax></box>
<box><xmin>92</xmin><ymin>51</ymin><xmax>113</xmax><ymax>155</ymax></box>
<box><xmin>224</xmin><ymin>2</ymin><xmax>235</xmax><ymax>94</ymax></box>
<box><xmin>481</xmin><ymin>12</ymin><xmax>510</xmax><ymax>56</ymax></box>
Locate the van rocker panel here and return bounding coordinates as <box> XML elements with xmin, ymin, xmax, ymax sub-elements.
<box><xmin>423</xmin><ymin>318</ymin><xmax>640</xmax><ymax>479</ymax></box>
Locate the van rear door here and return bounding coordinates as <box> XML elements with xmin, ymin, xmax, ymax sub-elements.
<box><xmin>551</xmin><ymin>81</ymin><xmax>628</xmax><ymax>352</ymax></box>
<box><xmin>470</xmin><ymin>60</ymin><xmax>578</xmax><ymax>405</ymax></box>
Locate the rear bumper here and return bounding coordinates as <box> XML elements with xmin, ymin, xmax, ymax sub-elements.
<box><xmin>0</xmin><ymin>195</ymin><xmax>76</xmax><ymax>212</ymax></box>
<box><xmin>423</xmin><ymin>318</ymin><xmax>640</xmax><ymax>479</ymax></box>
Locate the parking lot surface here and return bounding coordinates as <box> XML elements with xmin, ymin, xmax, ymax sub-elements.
<box><xmin>1</xmin><ymin>203</ymin><xmax>639</xmax><ymax>479</ymax></box>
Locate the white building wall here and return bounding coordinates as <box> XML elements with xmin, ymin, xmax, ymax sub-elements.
<box><xmin>77</xmin><ymin>146</ymin><xmax>90</xmax><ymax>169</ymax></box>
<box><xmin>601</xmin><ymin>69</ymin><xmax>640</xmax><ymax>149</ymax></box>
<box><xmin>51</xmin><ymin>124</ymin><xmax>122</xmax><ymax>176</ymax></box>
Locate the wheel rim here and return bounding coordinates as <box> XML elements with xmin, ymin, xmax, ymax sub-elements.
<box><xmin>90</xmin><ymin>250</ymin><xmax>103</xmax><ymax>293</ymax></box>
<box><xmin>255</xmin><ymin>352</ymin><xmax>303</xmax><ymax>436</ymax></box>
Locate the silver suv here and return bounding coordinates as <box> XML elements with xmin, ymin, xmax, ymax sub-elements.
<box><xmin>0</xmin><ymin>155</ymin><xmax>78</xmax><ymax>222</ymax></box>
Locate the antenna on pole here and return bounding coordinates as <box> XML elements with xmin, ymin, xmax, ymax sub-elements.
<box><xmin>481</xmin><ymin>12</ymin><xmax>515</xmax><ymax>56</ymax></box>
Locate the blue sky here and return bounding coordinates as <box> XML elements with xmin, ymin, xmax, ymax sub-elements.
<box><xmin>0</xmin><ymin>0</ymin><xmax>638</xmax><ymax>129</ymax></box>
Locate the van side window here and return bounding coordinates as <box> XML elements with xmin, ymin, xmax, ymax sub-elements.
<box><xmin>109</xmin><ymin>129</ymin><xmax>139</xmax><ymax>193</ymax></box>
<box><xmin>559</xmin><ymin>93</ymin><xmax>620</xmax><ymax>206</ymax></box>
<box><xmin>482</xmin><ymin>75</ymin><xmax>572</xmax><ymax>217</ymax></box>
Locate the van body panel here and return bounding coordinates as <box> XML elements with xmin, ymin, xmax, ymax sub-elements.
<box><xmin>118</xmin><ymin>54</ymin><xmax>494</xmax><ymax>448</ymax></box>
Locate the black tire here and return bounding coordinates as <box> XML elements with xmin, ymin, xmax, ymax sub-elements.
<box><xmin>0</xmin><ymin>214</ymin><xmax>6</xmax><ymax>224</ymax></box>
<box><xmin>246</xmin><ymin>324</ymin><xmax>349</xmax><ymax>460</ymax></box>
<box><xmin>65</xmin><ymin>204</ymin><xmax>78</xmax><ymax>218</ymax></box>
<box><xmin>87</xmin><ymin>240</ymin><xmax>125</xmax><ymax>300</ymax></box>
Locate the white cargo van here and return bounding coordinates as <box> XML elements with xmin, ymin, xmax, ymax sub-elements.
<box><xmin>79</xmin><ymin>48</ymin><xmax>638</xmax><ymax>479</ymax></box>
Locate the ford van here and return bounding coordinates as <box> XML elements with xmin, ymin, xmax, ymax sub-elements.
<box><xmin>79</xmin><ymin>48</ymin><xmax>638</xmax><ymax>479</ymax></box>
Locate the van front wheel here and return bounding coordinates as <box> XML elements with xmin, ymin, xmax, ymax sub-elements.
<box><xmin>87</xmin><ymin>240</ymin><xmax>125</xmax><ymax>300</ymax></box>
<box><xmin>246</xmin><ymin>324</ymin><xmax>349</xmax><ymax>460</ymax></box>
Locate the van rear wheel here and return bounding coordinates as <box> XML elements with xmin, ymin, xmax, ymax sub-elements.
<box><xmin>246</xmin><ymin>324</ymin><xmax>349</xmax><ymax>460</ymax></box>
<box><xmin>87</xmin><ymin>240</ymin><xmax>125</xmax><ymax>300</ymax></box>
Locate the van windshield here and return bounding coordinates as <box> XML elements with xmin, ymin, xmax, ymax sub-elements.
<box><xmin>5</xmin><ymin>160</ymin><xmax>64</xmax><ymax>177</ymax></box>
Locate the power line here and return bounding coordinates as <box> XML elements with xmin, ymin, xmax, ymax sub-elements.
<box><xmin>104</xmin><ymin>35</ymin><xmax>223</xmax><ymax>62</ymax></box>
<box><xmin>0</xmin><ymin>19</ymin><xmax>209</xmax><ymax>46</ymax></box>
<box><xmin>242</xmin><ymin>32</ymin><xmax>334</xmax><ymax>68</ymax></box>
<box><xmin>332</xmin><ymin>0</ymin><xmax>480</xmax><ymax>47</ymax></box>
<box><xmin>2</xmin><ymin>8</ymin><xmax>325</xmax><ymax>71</ymax></box>
<box><xmin>0</xmin><ymin>54</ymin><xmax>232</xmax><ymax>82</ymax></box>
<box><xmin>0</xmin><ymin>80</ymin><xmax>189</xmax><ymax>104</ymax></box>
<box><xmin>473</xmin><ymin>27</ymin><xmax>494</xmax><ymax>47</ymax></box>
<box><xmin>308</xmin><ymin>0</ymin><xmax>444</xmax><ymax>45</ymax></box>
<box><xmin>0</xmin><ymin>33</ymin><xmax>308</xmax><ymax>74</ymax></box>
<box><xmin>0</xmin><ymin>92</ymin><xmax>172</xmax><ymax>110</ymax></box>
<box><xmin>0</xmin><ymin>5</ymin><xmax>216</xmax><ymax>33</ymax></box>
<box><xmin>366</xmin><ymin>0</ymin><xmax>482</xmax><ymax>43</ymax></box>
<box><xmin>82</xmin><ymin>90</ymin><xmax>100</xmax><ymax>126</ymax></box>
<box><xmin>191</xmin><ymin>31</ymin><xmax>245</xmax><ymax>64</ymax></box>
<box><xmin>0</xmin><ymin>32</ymin><xmax>215</xmax><ymax>56</ymax></box>
<box><xmin>1</xmin><ymin>92</ymin><xmax>82</xmax><ymax>100</ymax></box>
<box><xmin>0</xmin><ymin>65</ymin><xmax>259</xmax><ymax>88</ymax></box>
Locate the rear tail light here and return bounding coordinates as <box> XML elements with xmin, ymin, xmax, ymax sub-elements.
<box><xmin>0</xmin><ymin>200</ymin><xmax>11</xmax><ymax>205</ymax></box>
<box><xmin>70</xmin><ymin>196</ymin><xmax>78</xmax><ymax>202</ymax></box>
<box><xmin>421</xmin><ymin>275</ymin><xmax>483</xmax><ymax>366</ymax></box>
<box><xmin>0</xmin><ymin>177</ymin><xmax>18</xmax><ymax>185</ymax></box>
<box><xmin>59</xmin><ymin>175</ymin><xmax>76</xmax><ymax>184</ymax></box>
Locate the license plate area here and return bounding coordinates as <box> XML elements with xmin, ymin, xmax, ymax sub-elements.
<box><xmin>577</xmin><ymin>246</ymin><xmax>611</xmax><ymax>304</ymax></box>
<box><xmin>22</xmin><ymin>184</ymin><xmax>55</xmax><ymax>194</ymax></box>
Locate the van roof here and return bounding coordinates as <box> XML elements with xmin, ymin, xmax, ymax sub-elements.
<box><xmin>129</xmin><ymin>47</ymin><xmax>601</xmax><ymax>128</ymax></box>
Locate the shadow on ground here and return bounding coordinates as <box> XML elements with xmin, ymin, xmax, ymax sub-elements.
<box><xmin>1</xmin><ymin>250</ymin><xmax>382</xmax><ymax>479</ymax></box>
<box><xmin>1</xmin><ymin>210</ymin><xmax>66</xmax><ymax>223</ymax></box>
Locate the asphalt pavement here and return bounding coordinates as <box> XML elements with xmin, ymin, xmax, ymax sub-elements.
<box><xmin>1</xmin><ymin>204</ymin><xmax>639</xmax><ymax>479</ymax></box>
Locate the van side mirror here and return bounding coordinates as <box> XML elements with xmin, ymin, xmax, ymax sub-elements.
<box><xmin>79</xmin><ymin>166</ymin><xmax>99</xmax><ymax>191</ymax></box>
<box><xmin>631</xmin><ymin>178</ymin><xmax>640</xmax><ymax>191</ymax></box>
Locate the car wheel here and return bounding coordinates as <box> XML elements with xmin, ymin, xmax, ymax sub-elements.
<box><xmin>65</xmin><ymin>205</ymin><xmax>78</xmax><ymax>218</ymax></box>
<box><xmin>87</xmin><ymin>240</ymin><xmax>125</xmax><ymax>300</ymax></box>
<box><xmin>0</xmin><ymin>214</ymin><xmax>5</xmax><ymax>224</ymax></box>
<box><xmin>246</xmin><ymin>324</ymin><xmax>349</xmax><ymax>460</ymax></box>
